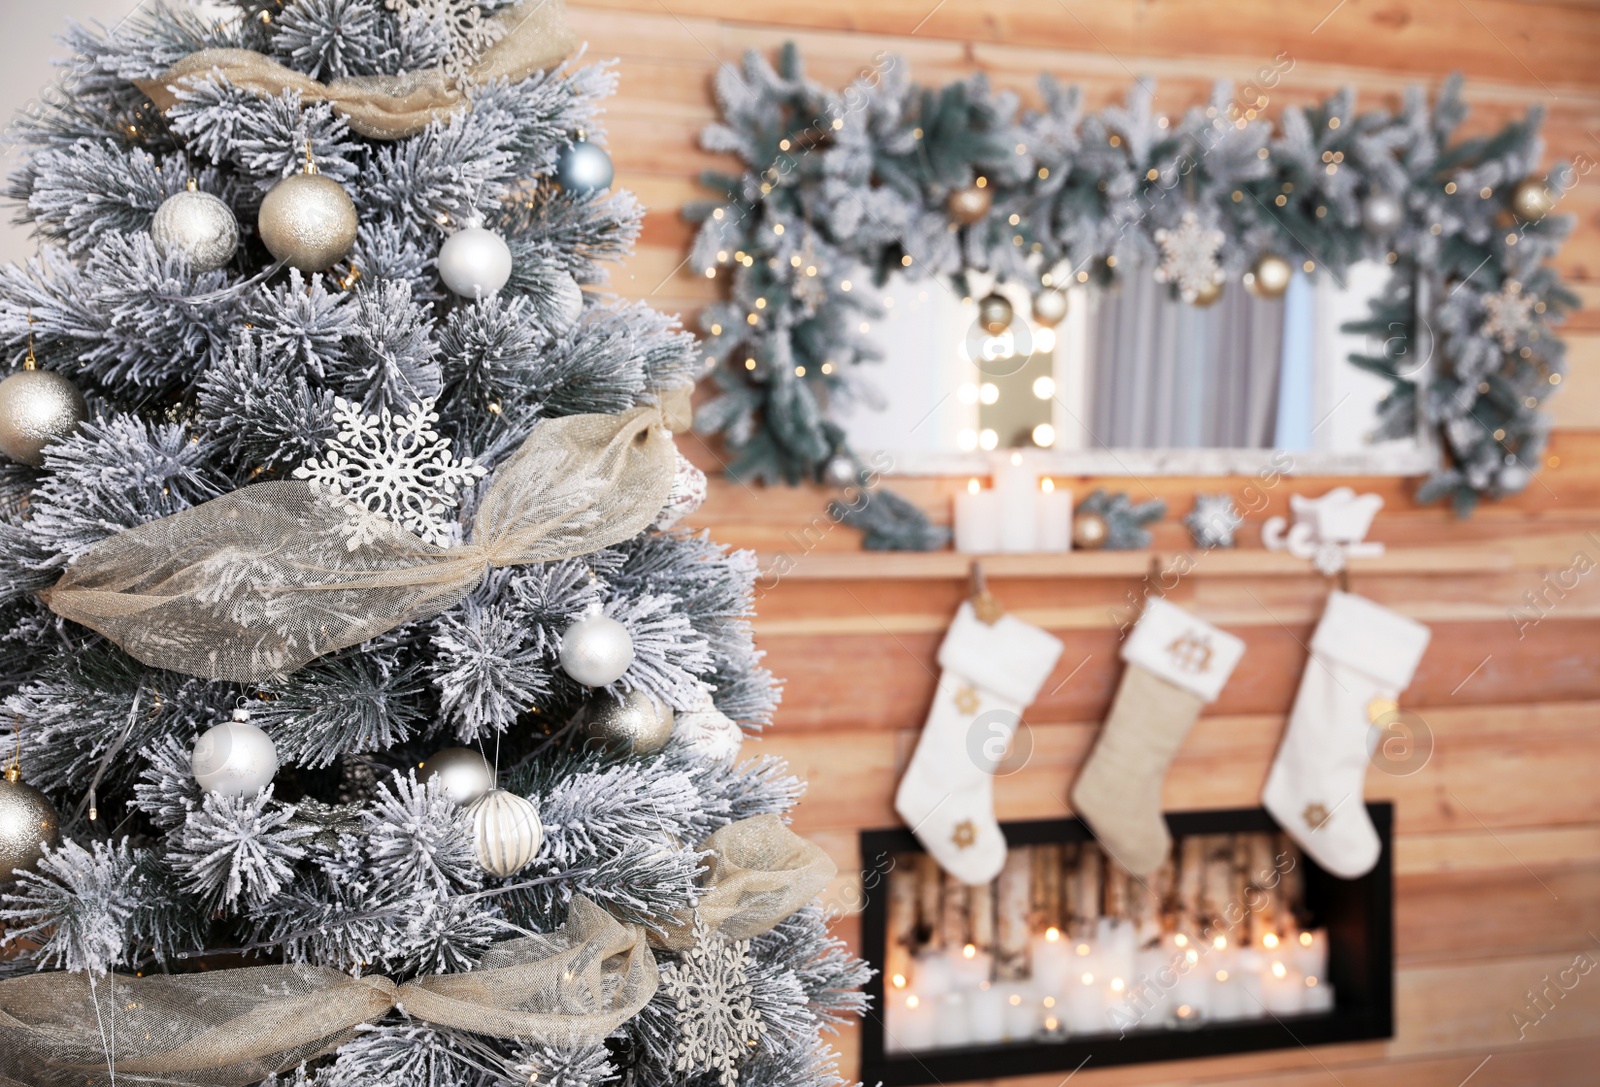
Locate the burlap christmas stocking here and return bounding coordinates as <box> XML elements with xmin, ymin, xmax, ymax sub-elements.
<box><xmin>1071</xmin><ymin>599</ymin><xmax>1245</xmax><ymax>877</ymax></box>
<box><xmin>895</xmin><ymin>601</ymin><xmax>1063</xmax><ymax>885</ymax></box>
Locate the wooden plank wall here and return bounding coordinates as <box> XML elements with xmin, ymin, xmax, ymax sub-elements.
<box><xmin>569</xmin><ymin>2</ymin><xmax>1600</xmax><ymax>1083</ymax></box>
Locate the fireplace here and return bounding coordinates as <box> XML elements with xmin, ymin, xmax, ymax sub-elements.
<box><xmin>858</xmin><ymin>804</ymin><xmax>1394</xmax><ymax>1084</ymax></box>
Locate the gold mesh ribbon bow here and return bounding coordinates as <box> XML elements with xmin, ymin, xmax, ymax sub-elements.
<box><xmin>134</xmin><ymin>2</ymin><xmax>578</xmax><ymax>140</ymax></box>
<box><xmin>45</xmin><ymin>401</ymin><xmax>681</xmax><ymax>683</ymax></box>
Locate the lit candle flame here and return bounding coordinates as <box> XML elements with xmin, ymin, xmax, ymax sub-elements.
<box><xmin>1272</xmin><ymin>961</ymin><xmax>1288</xmax><ymax>979</ymax></box>
<box><xmin>1045</xmin><ymin>926</ymin><xmax>1060</xmax><ymax>942</ymax></box>
<box><xmin>1263</xmin><ymin>933</ymin><xmax>1280</xmax><ymax>949</ymax></box>
<box><xmin>962</xmin><ymin>943</ymin><xmax>977</xmax><ymax>960</ymax></box>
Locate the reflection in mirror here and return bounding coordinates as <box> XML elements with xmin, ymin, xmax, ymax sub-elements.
<box><xmin>839</xmin><ymin>261</ymin><xmax>1419</xmax><ymax>474</ymax></box>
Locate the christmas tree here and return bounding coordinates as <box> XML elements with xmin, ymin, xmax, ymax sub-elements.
<box><xmin>0</xmin><ymin>3</ymin><xmax>866</xmax><ymax>1084</ymax></box>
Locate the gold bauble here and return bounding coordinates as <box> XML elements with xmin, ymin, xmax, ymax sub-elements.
<box><xmin>1031</xmin><ymin>286</ymin><xmax>1070</xmax><ymax>326</ymax></box>
<box><xmin>977</xmin><ymin>292</ymin><xmax>1014</xmax><ymax>335</ymax></box>
<box><xmin>1509</xmin><ymin>177</ymin><xmax>1555</xmax><ymax>222</ymax></box>
<box><xmin>1189</xmin><ymin>278</ymin><xmax>1225</xmax><ymax>308</ymax></box>
<box><xmin>0</xmin><ymin>766</ymin><xmax>60</xmax><ymax>881</ymax></box>
<box><xmin>947</xmin><ymin>183</ymin><xmax>993</xmax><ymax>225</ymax></box>
<box><xmin>0</xmin><ymin>366</ymin><xmax>87</xmax><ymax>466</ymax></box>
<box><xmin>1072</xmin><ymin>511</ymin><xmax>1109</xmax><ymax>550</ymax></box>
<box><xmin>580</xmin><ymin>689</ymin><xmax>675</xmax><ymax>757</ymax></box>
<box><xmin>258</xmin><ymin>172</ymin><xmax>358</xmax><ymax>272</ymax></box>
<box><xmin>1244</xmin><ymin>253</ymin><xmax>1292</xmax><ymax>299</ymax></box>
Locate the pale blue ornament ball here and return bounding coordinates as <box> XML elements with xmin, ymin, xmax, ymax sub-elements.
<box><xmin>555</xmin><ymin>137</ymin><xmax>614</xmax><ymax>194</ymax></box>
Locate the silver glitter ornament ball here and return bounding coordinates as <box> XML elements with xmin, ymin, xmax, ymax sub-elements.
<box><xmin>151</xmin><ymin>186</ymin><xmax>239</xmax><ymax>273</ymax></box>
<box><xmin>438</xmin><ymin>225</ymin><xmax>513</xmax><ymax>298</ymax></box>
<box><xmin>534</xmin><ymin>266</ymin><xmax>586</xmax><ymax>333</ymax></box>
<box><xmin>555</xmin><ymin>136</ymin><xmax>614</xmax><ymax>194</ymax></box>
<box><xmin>0</xmin><ymin>367</ymin><xmax>87</xmax><ymax>466</ymax></box>
<box><xmin>0</xmin><ymin>766</ymin><xmax>60</xmax><ymax>881</ymax></box>
<box><xmin>820</xmin><ymin>453</ymin><xmax>858</xmax><ymax>488</ymax></box>
<box><xmin>420</xmin><ymin>746</ymin><xmax>496</xmax><ymax>806</ymax></box>
<box><xmin>1362</xmin><ymin>191</ymin><xmax>1403</xmax><ymax>236</ymax></box>
<box><xmin>258</xmin><ymin>172</ymin><xmax>359</xmax><ymax>273</ymax></box>
<box><xmin>191</xmin><ymin>709</ymin><xmax>279</xmax><ymax>797</ymax></box>
<box><xmin>580</xmin><ymin>689</ymin><xmax>675</xmax><ymax>757</ymax></box>
<box><xmin>559</xmin><ymin>613</ymin><xmax>634</xmax><ymax>686</ymax></box>
<box><xmin>468</xmin><ymin>788</ymin><xmax>543</xmax><ymax>876</ymax></box>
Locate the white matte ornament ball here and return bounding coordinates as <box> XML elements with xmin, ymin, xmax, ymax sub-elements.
<box><xmin>467</xmin><ymin>789</ymin><xmax>543</xmax><ymax>876</ymax></box>
<box><xmin>581</xmin><ymin>689</ymin><xmax>675</xmax><ymax>757</ymax></box>
<box><xmin>258</xmin><ymin>172</ymin><xmax>358</xmax><ymax>273</ymax></box>
<box><xmin>420</xmin><ymin>746</ymin><xmax>496</xmax><ymax>805</ymax></box>
<box><xmin>0</xmin><ymin>367</ymin><xmax>87</xmax><ymax>466</ymax></box>
<box><xmin>438</xmin><ymin>226</ymin><xmax>514</xmax><ymax>298</ymax></box>
<box><xmin>1362</xmin><ymin>191</ymin><xmax>1403</xmax><ymax>236</ymax></box>
<box><xmin>559</xmin><ymin>613</ymin><xmax>634</xmax><ymax>686</ymax></box>
<box><xmin>151</xmin><ymin>187</ymin><xmax>239</xmax><ymax>273</ymax></box>
<box><xmin>192</xmin><ymin>709</ymin><xmax>279</xmax><ymax>796</ymax></box>
<box><xmin>555</xmin><ymin>137</ymin><xmax>614</xmax><ymax>194</ymax></box>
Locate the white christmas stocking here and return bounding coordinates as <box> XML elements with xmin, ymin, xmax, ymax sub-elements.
<box><xmin>1071</xmin><ymin>599</ymin><xmax>1245</xmax><ymax>877</ymax></box>
<box><xmin>1263</xmin><ymin>590</ymin><xmax>1430</xmax><ymax>879</ymax></box>
<box><xmin>895</xmin><ymin>601</ymin><xmax>1063</xmax><ymax>885</ymax></box>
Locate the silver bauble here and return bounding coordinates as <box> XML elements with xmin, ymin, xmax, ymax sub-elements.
<box><xmin>0</xmin><ymin>367</ymin><xmax>87</xmax><ymax>466</ymax></box>
<box><xmin>1030</xmin><ymin>286</ymin><xmax>1070</xmax><ymax>326</ymax></box>
<box><xmin>467</xmin><ymin>788</ymin><xmax>543</xmax><ymax>876</ymax></box>
<box><xmin>1497</xmin><ymin>460</ymin><xmax>1533</xmax><ymax>493</ymax></box>
<box><xmin>151</xmin><ymin>187</ymin><xmax>239</xmax><ymax>273</ymax></box>
<box><xmin>258</xmin><ymin>172</ymin><xmax>358</xmax><ymax>272</ymax></box>
<box><xmin>420</xmin><ymin>746</ymin><xmax>496</xmax><ymax>805</ymax></box>
<box><xmin>1361</xmin><ymin>191</ymin><xmax>1403</xmax><ymax>236</ymax></box>
<box><xmin>1244</xmin><ymin>253</ymin><xmax>1293</xmax><ymax>299</ymax></box>
<box><xmin>820</xmin><ymin>453</ymin><xmax>858</xmax><ymax>488</ymax></box>
<box><xmin>554</xmin><ymin>137</ymin><xmax>614</xmax><ymax>194</ymax></box>
<box><xmin>581</xmin><ymin>689</ymin><xmax>674</xmax><ymax>757</ymax></box>
<box><xmin>559</xmin><ymin>613</ymin><xmax>634</xmax><ymax>686</ymax></box>
<box><xmin>0</xmin><ymin>766</ymin><xmax>60</xmax><ymax>881</ymax></box>
<box><xmin>438</xmin><ymin>225</ymin><xmax>513</xmax><ymax>298</ymax></box>
<box><xmin>535</xmin><ymin>266</ymin><xmax>586</xmax><ymax>333</ymax></box>
<box><xmin>977</xmin><ymin>292</ymin><xmax>1014</xmax><ymax>335</ymax></box>
<box><xmin>191</xmin><ymin>709</ymin><xmax>279</xmax><ymax>796</ymax></box>
<box><xmin>653</xmin><ymin>450</ymin><xmax>707</xmax><ymax>530</ymax></box>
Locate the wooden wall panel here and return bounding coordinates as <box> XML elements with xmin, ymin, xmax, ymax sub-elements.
<box><xmin>571</xmin><ymin>1</ymin><xmax>1600</xmax><ymax>1083</ymax></box>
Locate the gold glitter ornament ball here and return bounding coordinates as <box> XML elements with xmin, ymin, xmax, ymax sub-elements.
<box><xmin>258</xmin><ymin>173</ymin><xmax>358</xmax><ymax>272</ymax></box>
<box><xmin>0</xmin><ymin>765</ymin><xmax>60</xmax><ymax>881</ymax></box>
<box><xmin>1244</xmin><ymin>253</ymin><xmax>1293</xmax><ymax>299</ymax></box>
<box><xmin>0</xmin><ymin>366</ymin><xmax>87</xmax><ymax>466</ymax></box>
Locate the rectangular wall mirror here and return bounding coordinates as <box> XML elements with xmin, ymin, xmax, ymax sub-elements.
<box><xmin>838</xmin><ymin>264</ymin><xmax>1437</xmax><ymax>477</ymax></box>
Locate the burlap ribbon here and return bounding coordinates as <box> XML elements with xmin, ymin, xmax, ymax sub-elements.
<box><xmin>134</xmin><ymin>2</ymin><xmax>578</xmax><ymax>139</ymax></box>
<box><xmin>653</xmin><ymin>814</ymin><xmax>838</xmax><ymax>952</ymax></box>
<box><xmin>0</xmin><ymin>896</ymin><xmax>653</xmax><ymax>1087</ymax></box>
<box><xmin>45</xmin><ymin>400</ymin><xmax>683</xmax><ymax>683</ymax></box>
<box><xmin>0</xmin><ymin>818</ymin><xmax>836</xmax><ymax>1086</ymax></box>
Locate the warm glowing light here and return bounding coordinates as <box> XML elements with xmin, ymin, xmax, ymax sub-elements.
<box><xmin>1033</xmin><ymin>326</ymin><xmax>1056</xmax><ymax>353</ymax></box>
<box><xmin>1185</xmin><ymin>950</ymin><xmax>1199</xmax><ymax>965</ymax></box>
<box><xmin>1045</xmin><ymin>926</ymin><xmax>1060</xmax><ymax>942</ymax></box>
<box><xmin>1216</xmin><ymin>970</ymin><xmax>1229</xmax><ymax>982</ymax></box>
<box><xmin>1008</xmin><ymin>993</ymin><xmax>1022</xmax><ymax>1006</ymax></box>
<box><xmin>1044</xmin><ymin>1016</ymin><xmax>1060</xmax><ymax>1031</ymax></box>
<box><xmin>1081</xmin><ymin>973</ymin><xmax>1095</xmax><ymax>986</ymax></box>
<box><xmin>1032</xmin><ymin>423</ymin><xmax>1056</xmax><ymax>447</ymax></box>
<box><xmin>1272</xmin><ymin>961</ymin><xmax>1288</xmax><ymax>979</ymax></box>
<box><xmin>979</xmin><ymin>429</ymin><xmax>999</xmax><ymax>451</ymax></box>
<box><xmin>891</xmin><ymin>974</ymin><xmax>906</xmax><ymax>989</ymax></box>
<box><xmin>1176</xmin><ymin>1003</ymin><xmax>1194</xmax><ymax>1018</ymax></box>
<box><xmin>1299</xmin><ymin>932</ymin><xmax>1314</xmax><ymax>947</ymax></box>
<box><xmin>1174</xmin><ymin>934</ymin><xmax>1189</xmax><ymax>948</ymax></box>
<box><xmin>958</xmin><ymin>430</ymin><xmax>979</xmax><ymax>452</ymax></box>
<box><xmin>1009</xmin><ymin>450</ymin><xmax>1023</xmax><ymax>466</ymax></box>
<box><xmin>1263</xmin><ymin>933</ymin><xmax>1280</xmax><ymax>949</ymax></box>
<box><xmin>958</xmin><ymin>382</ymin><xmax>980</xmax><ymax>405</ymax></box>
<box><xmin>1075</xmin><ymin>943</ymin><xmax>1091</xmax><ymax>956</ymax></box>
<box><xmin>962</xmin><ymin>944</ymin><xmax>977</xmax><ymax>960</ymax></box>
<box><xmin>839</xmin><ymin>279</ymin><xmax>852</xmax><ymax>291</ymax></box>
<box><xmin>906</xmin><ymin>995</ymin><xmax>920</xmax><ymax>1009</ymax></box>
<box><xmin>1110</xmin><ymin>977</ymin><xmax>1125</xmax><ymax>993</ymax></box>
<box><xmin>1033</xmin><ymin>376</ymin><xmax>1056</xmax><ymax>399</ymax></box>
<box><xmin>1040</xmin><ymin>477</ymin><xmax>1055</xmax><ymax>494</ymax></box>
<box><xmin>1306</xmin><ymin>975</ymin><xmax>1320</xmax><ymax>987</ymax></box>
<box><xmin>966</xmin><ymin>479</ymin><xmax>982</xmax><ymax>497</ymax></box>
<box><xmin>1042</xmin><ymin>996</ymin><xmax>1056</xmax><ymax>1008</ymax></box>
<box><xmin>1214</xmin><ymin>936</ymin><xmax>1228</xmax><ymax>950</ymax></box>
<box><xmin>979</xmin><ymin>382</ymin><xmax>1000</xmax><ymax>405</ymax></box>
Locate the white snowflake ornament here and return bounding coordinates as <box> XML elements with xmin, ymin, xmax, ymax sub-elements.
<box><xmin>1153</xmin><ymin>210</ymin><xmax>1226</xmax><ymax>302</ymax></box>
<box><xmin>1481</xmin><ymin>280</ymin><xmax>1537</xmax><ymax>351</ymax></box>
<box><xmin>660</xmin><ymin>913</ymin><xmax>765</xmax><ymax>1086</ymax></box>
<box><xmin>295</xmin><ymin>397</ymin><xmax>486</xmax><ymax>550</ymax></box>
<box><xmin>653</xmin><ymin>450</ymin><xmax>708</xmax><ymax>530</ymax></box>
<box><xmin>385</xmin><ymin>0</ymin><xmax>506</xmax><ymax>86</ymax></box>
<box><xmin>674</xmin><ymin>691</ymin><xmax>744</xmax><ymax>761</ymax></box>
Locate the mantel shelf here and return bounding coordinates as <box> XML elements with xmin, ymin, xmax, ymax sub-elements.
<box><xmin>758</xmin><ymin>542</ymin><xmax>1546</xmax><ymax>581</ymax></box>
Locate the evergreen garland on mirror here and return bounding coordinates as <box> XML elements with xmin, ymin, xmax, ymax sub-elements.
<box><xmin>689</xmin><ymin>48</ymin><xmax>1577</xmax><ymax>515</ymax></box>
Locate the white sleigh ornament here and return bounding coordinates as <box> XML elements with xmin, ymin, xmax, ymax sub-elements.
<box><xmin>1261</xmin><ymin>488</ymin><xmax>1385</xmax><ymax>575</ymax></box>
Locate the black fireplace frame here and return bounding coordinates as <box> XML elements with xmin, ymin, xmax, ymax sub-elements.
<box><xmin>857</xmin><ymin>804</ymin><xmax>1394</xmax><ymax>1086</ymax></box>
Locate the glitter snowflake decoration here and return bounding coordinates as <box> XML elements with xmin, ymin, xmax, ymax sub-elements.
<box><xmin>1481</xmin><ymin>279</ymin><xmax>1538</xmax><ymax>351</ymax></box>
<box><xmin>1153</xmin><ymin>210</ymin><xmax>1226</xmax><ymax>302</ymax></box>
<box><xmin>295</xmin><ymin>397</ymin><xmax>486</xmax><ymax>550</ymax></box>
<box><xmin>1184</xmin><ymin>493</ymin><xmax>1242</xmax><ymax>550</ymax></box>
<box><xmin>660</xmin><ymin>914</ymin><xmax>765</xmax><ymax>1086</ymax></box>
<box><xmin>386</xmin><ymin>0</ymin><xmax>507</xmax><ymax>86</ymax></box>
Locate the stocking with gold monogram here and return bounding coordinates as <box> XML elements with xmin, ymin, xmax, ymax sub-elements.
<box><xmin>1071</xmin><ymin>599</ymin><xmax>1245</xmax><ymax>877</ymax></box>
<box><xmin>894</xmin><ymin>601</ymin><xmax>1064</xmax><ymax>884</ymax></box>
<box><xmin>1263</xmin><ymin>591</ymin><xmax>1430</xmax><ymax>878</ymax></box>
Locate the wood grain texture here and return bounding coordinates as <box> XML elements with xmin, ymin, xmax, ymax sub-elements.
<box><xmin>570</xmin><ymin>1</ymin><xmax>1600</xmax><ymax>1082</ymax></box>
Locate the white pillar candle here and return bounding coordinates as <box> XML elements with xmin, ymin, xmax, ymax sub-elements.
<box><xmin>970</xmin><ymin>982</ymin><xmax>1008</xmax><ymax>1045</ymax></box>
<box><xmin>889</xmin><ymin>990</ymin><xmax>936</xmax><ymax>1052</ymax></box>
<box><xmin>1036</xmin><ymin>479</ymin><xmax>1073</xmax><ymax>551</ymax></box>
<box><xmin>1002</xmin><ymin>981</ymin><xmax>1038</xmax><ymax>1041</ymax></box>
<box><xmin>1261</xmin><ymin>958</ymin><xmax>1306</xmax><ymax>1015</ymax></box>
<box><xmin>1303</xmin><ymin>975</ymin><xmax>1335</xmax><ymax>1013</ymax></box>
<box><xmin>991</xmin><ymin>450</ymin><xmax>1040</xmax><ymax>552</ymax></box>
<box><xmin>1235</xmin><ymin>947</ymin><xmax>1266</xmax><ymax>1018</ymax></box>
<box><xmin>952</xmin><ymin>943</ymin><xmax>994</xmax><ymax>988</ymax></box>
<box><xmin>934</xmin><ymin>990</ymin><xmax>973</xmax><ymax>1048</ymax></box>
<box><xmin>914</xmin><ymin>951</ymin><xmax>955</xmax><ymax>997</ymax></box>
<box><xmin>1029</xmin><ymin>926</ymin><xmax>1071</xmax><ymax>991</ymax></box>
<box><xmin>1290</xmin><ymin>928</ymin><xmax>1329</xmax><ymax>981</ymax></box>
<box><xmin>953</xmin><ymin>478</ymin><xmax>1002</xmax><ymax>553</ymax></box>
<box><xmin>1208</xmin><ymin>947</ymin><xmax>1247</xmax><ymax>1021</ymax></box>
<box><xmin>1096</xmin><ymin>918</ymin><xmax>1137</xmax><ymax>995</ymax></box>
<box><xmin>1064</xmin><ymin>967</ymin><xmax>1105</xmax><ymax>1033</ymax></box>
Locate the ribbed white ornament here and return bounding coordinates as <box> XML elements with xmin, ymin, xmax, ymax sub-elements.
<box><xmin>467</xmin><ymin>788</ymin><xmax>543</xmax><ymax>876</ymax></box>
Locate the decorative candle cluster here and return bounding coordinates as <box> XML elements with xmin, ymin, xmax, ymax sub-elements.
<box><xmin>953</xmin><ymin>451</ymin><xmax>1073</xmax><ymax>553</ymax></box>
<box><xmin>883</xmin><ymin>832</ymin><xmax>1332</xmax><ymax>1052</ymax></box>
